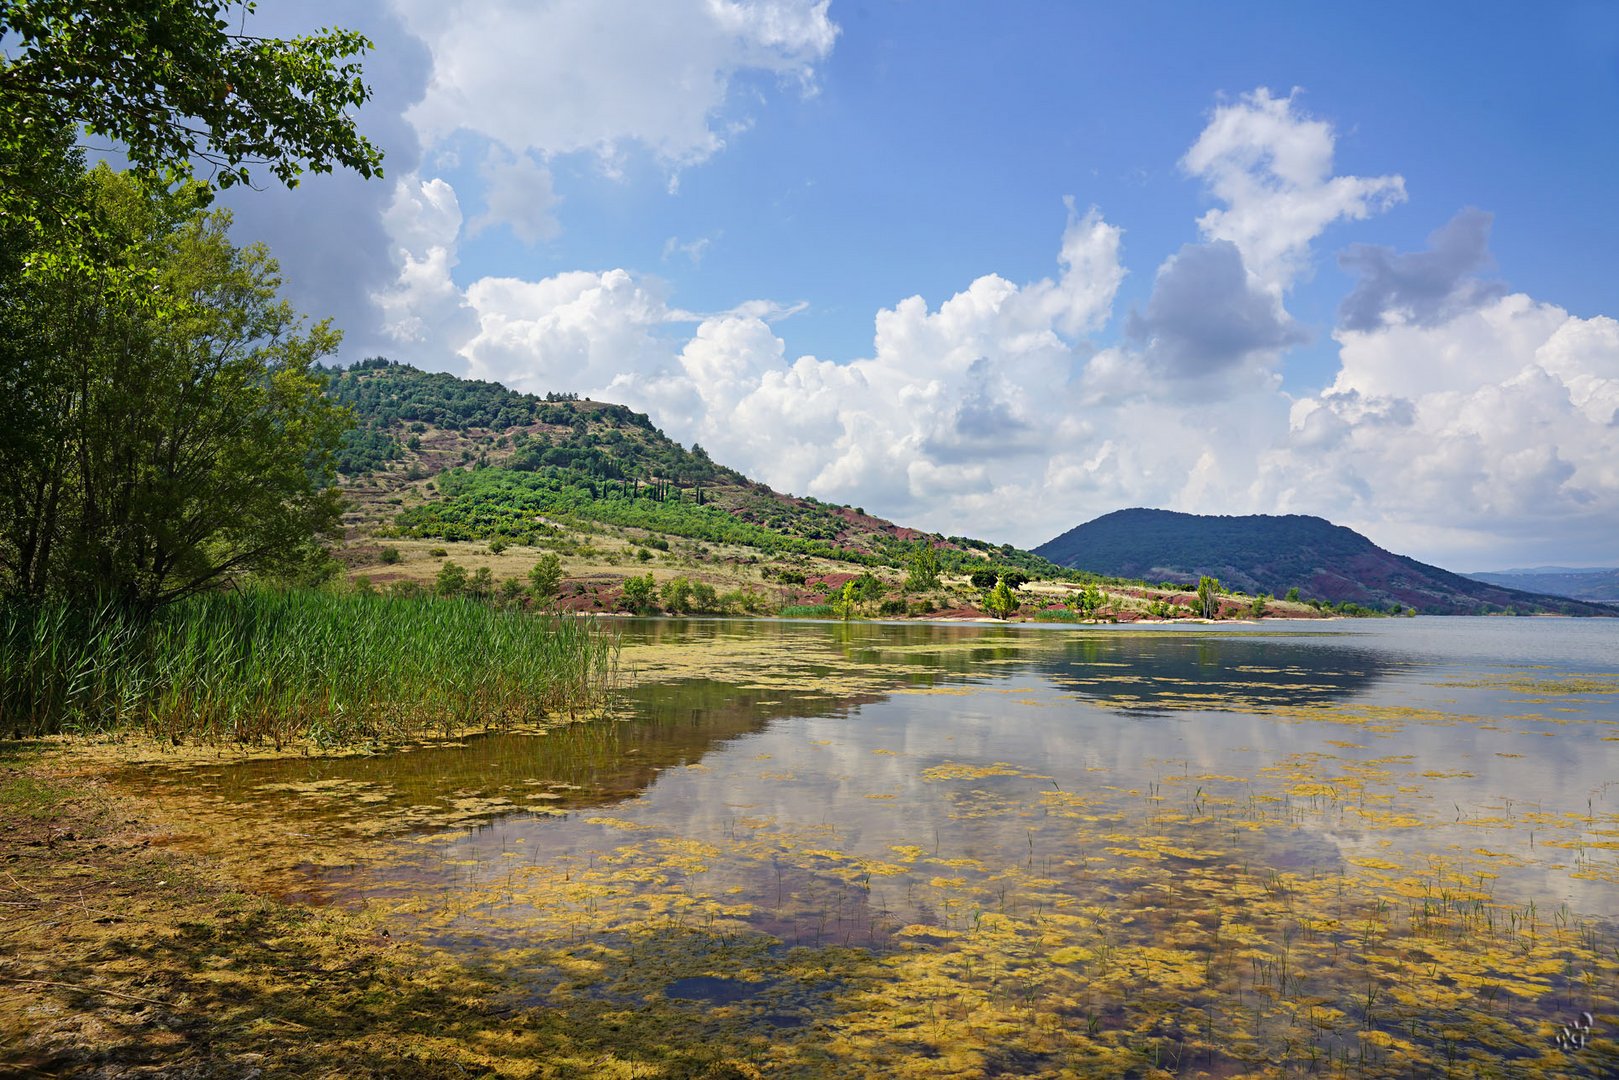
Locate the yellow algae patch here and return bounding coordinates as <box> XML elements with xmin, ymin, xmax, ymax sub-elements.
<box><xmin>584</xmin><ymin>815</ymin><xmax>652</xmax><ymax>831</ymax></box>
<box><xmin>921</xmin><ymin>761</ymin><xmax>1049</xmax><ymax>782</ymax></box>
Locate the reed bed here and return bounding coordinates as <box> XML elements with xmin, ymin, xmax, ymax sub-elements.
<box><xmin>1</xmin><ymin>590</ymin><xmax>620</xmax><ymax>745</ymax></box>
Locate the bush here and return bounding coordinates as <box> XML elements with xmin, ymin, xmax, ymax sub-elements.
<box><xmin>435</xmin><ymin>561</ymin><xmax>468</xmax><ymax>596</ymax></box>
<box><xmin>488</xmin><ymin>539</ymin><xmax>507</xmax><ymax>556</ymax></box>
<box><xmin>429</xmin><ymin>547</ymin><xmax>448</xmax><ymax>558</ymax></box>
<box><xmin>620</xmin><ymin>572</ymin><xmax>659</xmax><ymax>614</ymax></box>
<box><xmin>378</xmin><ymin>546</ymin><xmax>402</xmax><ymax>565</ymax></box>
<box><xmin>969</xmin><ymin>569</ymin><xmax>998</xmax><ymax>590</ymax></box>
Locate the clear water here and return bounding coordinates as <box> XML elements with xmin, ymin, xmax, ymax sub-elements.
<box><xmin>135</xmin><ymin>617</ymin><xmax>1619</xmax><ymax>1075</ymax></box>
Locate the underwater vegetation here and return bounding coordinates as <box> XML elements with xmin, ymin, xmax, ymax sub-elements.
<box><xmin>107</xmin><ymin>621</ymin><xmax>1616</xmax><ymax>1077</ymax></box>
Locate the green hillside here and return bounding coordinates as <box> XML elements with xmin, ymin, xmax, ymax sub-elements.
<box><xmin>320</xmin><ymin>359</ymin><xmax>1067</xmax><ymax>583</ymax></box>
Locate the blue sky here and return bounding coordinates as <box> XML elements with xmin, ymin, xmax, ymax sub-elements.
<box><xmin>229</xmin><ymin>1</ymin><xmax>1619</xmax><ymax>570</ymax></box>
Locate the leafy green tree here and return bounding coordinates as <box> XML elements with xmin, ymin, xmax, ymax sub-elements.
<box><xmin>619</xmin><ymin>572</ymin><xmax>658</xmax><ymax>614</ymax></box>
<box><xmin>1196</xmin><ymin>576</ymin><xmax>1222</xmax><ymax>620</ymax></box>
<box><xmin>467</xmin><ymin>566</ymin><xmax>494</xmax><ymax>599</ymax></box>
<box><xmin>1068</xmin><ymin>583</ymin><xmax>1104</xmax><ymax>620</ymax></box>
<box><xmin>1001</xmin><ymin>571</ymin><xmax>1029</xmax><ymax>590</ymax></box>
<box><xmin>435</xmin><ymin>561</ymin><xmax>467</xmax><ymax>597</ymax></box>
<box><xmin>0</xmin><ymin>0</ymin><xmax>383</xmax><ymax>202</ymax></box>
<box><xmin>690</xmin><ymin>581</ymin><xmax>718</xmax><ymax>613</ymax></box>
<box><xmin>1284</xmin><ymin>587</ymin><xmax>1301</xmax><ymax>603</ymax></box>
<box><xmin>905</xmin><ymin>542</ymin><xmax>941</xmax><ymax>591</ymax></box>
<box><xmin>832</xmin><ymin>580</ymin><xmax>859</xmax><ymax>621</ymax></box>
<box><xmin>969</xmin><ymin>568</ymin><xmax>998</xmax><ymax>590</ymax></box>
<box><xmin>848</xmin><ymin>572</ymin><xmax>884</xmax><ymax>603</ymax></box>
<box><xmin>0</xmin><ymin>168</ymin><xmax>348</xmax><ymax>614</ymax></box>
<box><xmin>1249</xmin><ymin>593</ymin><xmax>1268</xmax><ymax>618</ymax></box>
<box><xmin>660</xmin><ymin>576</ymin><xmax>693</xmax><ymax>614</ymax></box>
<box><xmin>528</xmin><ymin>554</ymin><xmax>563</xmax><ymax>605</ymax></box>
<box><xmin>984</xmin><ymin>579</ymin><xmax>1019</xmax><ymax>620</ymax></box>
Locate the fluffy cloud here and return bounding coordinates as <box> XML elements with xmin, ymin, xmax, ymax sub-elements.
<box><xmin>1125</xmin><ymin>240</ymin><xmax>1305</xmax><ymax>382</ymax></box>
<box><xmin>395</xmin><ymin>0</ymin><xmax>837</xmax><ymax>168</ymax></box>
<box><xmin>1182</xmin><ymin>88</ymin><xmax>1406</xmax><ymax>294</ymax></box>
<box><xmin>1336</xmin><ymin>209</ymin><xmax>1505</xmax><ymax>331</ymax></box>
<box><xmin>1259</xmin><ymin>296</ymin><xmax>1619</xmax><ymax>566</ymax></box>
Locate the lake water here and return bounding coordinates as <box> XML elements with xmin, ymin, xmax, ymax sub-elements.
<box><xmin>141</xmin><ymin>617</ymin><xmax>1619</xmax><ymax>1076</ymax></box>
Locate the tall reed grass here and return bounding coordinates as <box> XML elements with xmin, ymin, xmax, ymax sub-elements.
<box><xmin>1</xmin><ymin>590</ymin><xmax>620</xmax><ymax>745</ymax></box>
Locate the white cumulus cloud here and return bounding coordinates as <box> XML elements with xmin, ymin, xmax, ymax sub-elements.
<box><xmin>395</xmin><ymin>0</ymin><xmax>837</xmax><ymax>169</ymax></box>
<box><xmin>1182</xmin><ymin>87</ymin><xmax>1406</xmax><ymax>295</ymax></box>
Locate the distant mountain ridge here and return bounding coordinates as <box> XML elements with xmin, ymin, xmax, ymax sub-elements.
<box><xmin>1033</xmin><ymin>509</ymin><xmax>1614</xmax><ymax>616</ymax></box>
<box><xmin>1464</xmin><ymin>567</ymin><xmax>1619</xmax><ymax>604</ymax></box>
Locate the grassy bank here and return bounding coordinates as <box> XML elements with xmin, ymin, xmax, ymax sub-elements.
<box><xmin>1</xmin><ymin>590</ymin><xmax>620</xmax><ymax>746</ymax></box>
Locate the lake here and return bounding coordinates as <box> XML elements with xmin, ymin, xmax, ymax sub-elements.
<box><xmin>134</xmin><ymin>617</ymin><xmax>1619</xmax><ymax>1076</ymax></box>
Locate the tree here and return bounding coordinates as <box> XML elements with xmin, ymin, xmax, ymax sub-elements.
<box><xmin>0</xmin><ymin>0</ymin><xmax>383</xmax><ymax>204</ymax></box>
<box><xmin>904</xmin><ymin>542</ymin><xmax>941</xmax><ymax>591</ymax></box>
<box><xmin>435</xmin><ymin>560</ymin><xmax>468</xmax><ymax>597</ymax></box>
<box><xmin>528</xmin><ymin>554</ymin><xmax>563</xmax><ymax>605</ymax></box>
<box><xmin>984</xmin><ymin>579</ymin><xmax>1019</xmax><ymax>620</ymax></box>
<box><xmin>1001</xmin><ymin>571</ymin><xmax>1029</xmax><ymax>590</ymax></box>
<box><xmin>969</xmin><ymin>569</ymin><xmax>998</xmax><ymax>590</ymax></box>
<box><xmin>1249</xmin><ymin>593</ymin><xmax>1268</xmax><ymax>618</ymax></box>
<box><xmin>0</xmin><ymin>168</ymin><xmax>348</xmax><ymax>614</ymax></box>
<box><xmin>1285</xmin><ymin>587</ymin><xmax>1301</xmax><ymax>603</ymax></box>
<box><xmin>1196</xmin><ymin>576</ymin><xmax>1222</xmax><ymax>620</ymax></box>
<box><xmin>660</xmin><ymin>576</ymin><xmax>693</xmax><ymax>614</ymax></box>
<box><xmin>619</xmin><ymin>572</ymin><xmax>658</xmax><ymax>614</ymax></box>
<box><xmin>1069</xmin><ymin>583</ymin><xmax>1104</xmax><ymax>620</ymax></box>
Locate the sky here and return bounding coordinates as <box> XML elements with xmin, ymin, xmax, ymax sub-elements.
<box><xmin>222</xmin><ymin>1</ymin><xmax>1619</xmax><ymax>572</ymax></box>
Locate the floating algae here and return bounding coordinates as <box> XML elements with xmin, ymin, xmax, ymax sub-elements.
<box><xmin>96</xmin><ymin>618</ymin><xmax>1619</xmax><ymax>1076</ymax></box>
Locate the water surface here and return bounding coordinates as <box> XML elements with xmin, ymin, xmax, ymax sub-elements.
<box><xmin>139</xmin><ymin>618</ymin><xmax>1619</xmax><ymax>1076</ymax></box>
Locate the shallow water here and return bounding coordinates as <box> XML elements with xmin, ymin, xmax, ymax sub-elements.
<box><xmin>135</xmin><ymin>617</ymin><xmax>1619</xmax><ymax>1076</ymax></box>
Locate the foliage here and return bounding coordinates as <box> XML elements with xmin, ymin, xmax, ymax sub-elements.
<box><xmin>528</xmin><ymin>554</ymin><xmax>563</xmax><ymax>605</ymax></box>
<box><xmin>435</xmin><ymin>561</ymin><xmax>468</xmax><ymax>597</ymax></box>
<box><xmin>1068</xmin><ymin>583</ymin><xmax>1104</xmax><ymax>620</ymax></box>
<box><xmin>378</xmin><ymin>546</ymin><xmax>401</xmax><ymax>565</ymax></box>
<box><xmin>1284</xmin><ymin>586</ymin><xmax>1301</xmax><ymax>602</ymax></box>
<box><xmin>0</xmin><ymin>589</ymin><xmax>618</xmax><ymax>741</ymax></box>
<box><xmin>984</xmin><ymin>579</ymin><xmax>1019</xmax><ymax>620</ymax></box>
<box><xmin>1197</xmin><ymin>576</ymin><xmax>1222</xmax><ymax>619</ymax></box>
<box><xmin>968</xmin><ymin>569</ymin><xmax>998</xmax><ymax>590</ymax></box>
<box><xmin>0</xmin><ymin>0</ymin><xmax>382</xmax><ymax>196</ymax></box>
<box><xmin>0</xmin><ymin>167</ymin><xmax>348</xmax><ymax>615</ymax></box>
<box><xmin>393</xmin><ymin>468</ymin><xmax>880</xmax><ymax>566</ymax></box>
<box><xmin>904</xmin><ymin>542</ymin><xmax>940</xmax><ymax>590</ymax></box>
<box><xmin>1250</xmin><ymin>593</ymin><xmax>1269</xmax><ymax>617</ymax></box>
<box><xmin>660</xmin><ymin>576</ymin><xmax>693</xmax><ymax>614</ymax></box>
<box><xmin>1001</xmin><ymin>571</ymin><xmax>1029</xmax><ymax>590</ymax></box>
<box><xmin>619</xmin><ymin>573</ymin><xmax>658</xmax><ymax>615</ymax></box>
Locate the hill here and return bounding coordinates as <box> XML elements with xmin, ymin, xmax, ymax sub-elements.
<box><xmin>1464</xmin><ymin>567</ymin><xmax>1619</xmax><ymax>604</ymax></box>
<box><xmin>1033</xmin><ymin>509</ymin><xmax>1614</xmax><ymax>616</ymax></box>
<box><xmin>317</xmin><ymin>359</ymin><xmax>1095</xmax><ymax>618</ymax></box>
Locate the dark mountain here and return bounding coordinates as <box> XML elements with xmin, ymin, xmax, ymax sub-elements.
<box><xmin>1033</xmin><ymin>508</ymin><xmax>1614</xmax><ymax>616</ymax></box>
<box><xmin>1464</xmin><ymin>568</ymin><xmax>1619</xmax><ymax>604</ymax></box>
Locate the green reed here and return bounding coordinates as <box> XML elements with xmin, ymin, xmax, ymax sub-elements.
<box><xmin>1</xmin><ymin>590</ymin><xmax>620</xmax><ymax>745</ymax></box>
